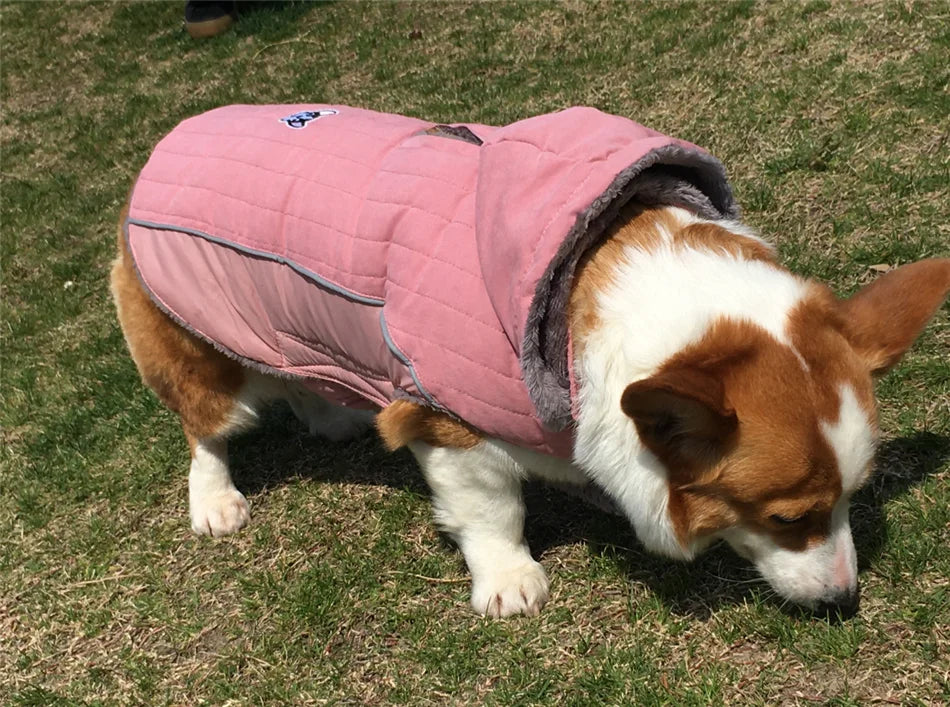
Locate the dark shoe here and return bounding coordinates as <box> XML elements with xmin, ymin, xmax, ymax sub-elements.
<box><xmin>185</xmin><ymin>1</ymin><xmax>236</xmax><ymax>39</ymax></box>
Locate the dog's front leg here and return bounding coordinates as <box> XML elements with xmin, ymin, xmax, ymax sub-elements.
<box><xmin>409</xmin><ymin>440</ymin><xmax>549</xmax><ymax>617</ymax></box>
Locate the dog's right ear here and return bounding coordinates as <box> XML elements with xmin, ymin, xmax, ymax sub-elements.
<box><xmin>838</xmin><ymin>258</ymin><xmax>950</xmax><ymax>376</ymax></box>
<box><xmin>621</xmin><ymin>368</ymin><xmax>737</xmax><ymax>471</ymax></box>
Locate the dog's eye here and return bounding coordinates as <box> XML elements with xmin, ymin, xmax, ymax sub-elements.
<box><xmin>770</xmin><ymin>513</ymin><xmax>805</xmax><ymax>525</ymax></box>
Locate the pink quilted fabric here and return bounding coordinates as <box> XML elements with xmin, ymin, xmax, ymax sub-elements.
<box><xmin>127</xmin><ymin>104</ymin><xmax>733</xmax><ymax>456</ymax></box>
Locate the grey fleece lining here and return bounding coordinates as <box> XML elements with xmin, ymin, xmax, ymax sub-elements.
<box><xmin>520</xmin><ymin>145</ymin><xmax>739</xmax><ymax>431</ymax></box>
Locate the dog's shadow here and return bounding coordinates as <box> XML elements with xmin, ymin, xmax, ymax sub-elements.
<box><xmin>229</xmin><ymin>405</ymin><xmax>950</xmax><ymax>619</ymax></box>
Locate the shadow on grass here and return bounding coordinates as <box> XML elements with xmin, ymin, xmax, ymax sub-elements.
<box><xmin>229</xmin><ymin>0</ymin><xmax>324</xmax><ymax>32</ymax></box>
<box><xmin>228</xmin><ymin>404</ymin><xmax>429</xmax><ymax>497</ymax></box>
<box><xmin>228</xmin><ymin>407</ymin><xmax>950</xmax><ymax>619</ymax></box>
<box><xmin>851</xmin><ymin>432</ymin><xmax>950</xmax><ymax>567</ymax></box>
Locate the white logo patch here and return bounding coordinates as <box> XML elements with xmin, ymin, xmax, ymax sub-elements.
<box><xmin>279</xmin><ymin>109</ymin><xmax>339</xmax><ymax>129</ymax></box>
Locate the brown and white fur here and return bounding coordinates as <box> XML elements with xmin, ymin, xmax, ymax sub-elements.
<box><xmin>112</xmin><ymin>200</ymin><xmax>950</xmax><ymax>618</ymax></box>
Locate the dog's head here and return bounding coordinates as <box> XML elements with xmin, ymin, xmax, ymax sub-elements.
<box><xmin>620</xmin><ymin>259</ymin><xmax>950</xmax><ymax>614</ymax></box>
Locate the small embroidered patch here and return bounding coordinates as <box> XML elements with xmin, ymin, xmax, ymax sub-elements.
<box><xmin>279</xmin><ymin>109</ymin><xmax>339</xmax><ymax>129</ymax></box>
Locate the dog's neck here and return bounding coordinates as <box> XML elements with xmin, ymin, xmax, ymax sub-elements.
<box><xmin>567</xmin><ymin>205</ymin><xmax>808</xmax><ymax>559</ymax></box>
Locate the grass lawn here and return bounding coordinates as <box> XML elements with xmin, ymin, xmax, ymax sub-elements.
<box><xmin>2</xmin><ymin>1</ymin><xmax>949</xmax><ymax>703</ymax></box>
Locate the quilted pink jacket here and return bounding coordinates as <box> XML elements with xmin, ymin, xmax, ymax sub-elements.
<box><xmin>127</xmin><ymin>105</ymin><xmax>736</xmax><ymax>456</ymax></box>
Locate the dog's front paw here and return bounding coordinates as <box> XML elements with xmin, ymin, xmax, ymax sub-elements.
<box><xmin>190</xmin><ymin>489</ymin><xmax>250</xmax><ymax>537</ymax></box>
<box><xmin>470</xmin><ymin>561</ymin><xmax>549</xmax><ymax>618</ymax></box>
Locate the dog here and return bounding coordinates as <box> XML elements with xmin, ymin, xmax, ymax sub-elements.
<box><xmin>112</xmin><ymin>104</ymin><xmax>950</xmax><ymax>618</ymax></box>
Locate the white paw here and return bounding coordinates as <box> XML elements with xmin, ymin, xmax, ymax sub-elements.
<box><xmin>470</xmin><ymin>561</ymin><xmax>549</xmax><ymax>618</ymax></box>
<box><xmin>190</xmin><ymin>489</ymin><xmax>250</xmax><ymax>537</ymax></box>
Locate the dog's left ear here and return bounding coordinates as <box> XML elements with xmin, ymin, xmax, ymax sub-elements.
<box><xmin>620</xmin><ymin>368</ymin><xmax>737</xmax><ymax>470</ymax></box>
<box><xmin>839</xmin><ymin>258</ymin><xmax>950</xmax><ymax>375</ymax></box>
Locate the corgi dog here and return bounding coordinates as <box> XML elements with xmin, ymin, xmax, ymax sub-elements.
<box><xmin>112</xmin><ymin>200</ymin><xmax>950</xmax><ymax>618</ymax></box>
<box><xmin>113</xmin><ymin>106</ymin><xmax>950</xmax><ymax>618</ymax></box>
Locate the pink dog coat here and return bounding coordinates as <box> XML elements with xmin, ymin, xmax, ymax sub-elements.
<box><xmin>127</xmin><ymin>105</ymin><xmax>736</xmax><ymax>456</ymax></box>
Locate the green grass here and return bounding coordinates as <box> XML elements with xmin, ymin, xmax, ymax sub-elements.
<box><xmin>2</xmin><ymin>1</ymin><xmax>949</xmax><ymax>703</ymax></box>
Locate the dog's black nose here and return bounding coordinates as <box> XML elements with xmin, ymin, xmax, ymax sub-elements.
<box><xmin>814</xmin><ymin>585</ymin><xmax>860</xmax><ymax>621</ymax></box>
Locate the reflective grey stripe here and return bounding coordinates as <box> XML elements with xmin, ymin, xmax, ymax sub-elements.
<box><xmin>378</xmin><ymin>310</ymin><xmax>441</xmax><ymax>410</ymax></box>
<box><xmin>128</xmin><ymin>215</ymin><xmax>440</xmax><ymax>410</ymax></box>
<box><xmin>126</xmin><ymin>217</ymin><xmax>385</xmax><ymax>307</ymax></box>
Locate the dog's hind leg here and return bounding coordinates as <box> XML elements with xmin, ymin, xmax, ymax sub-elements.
<box><xmin>111</xmin><ymin>205</ymin><xmax>269</xmax><ymax>536</ymax></box>
<box><xmin>184</xmin><ymin>434</ymin><xmax>248</xmax><ymax>536</ymax></box>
